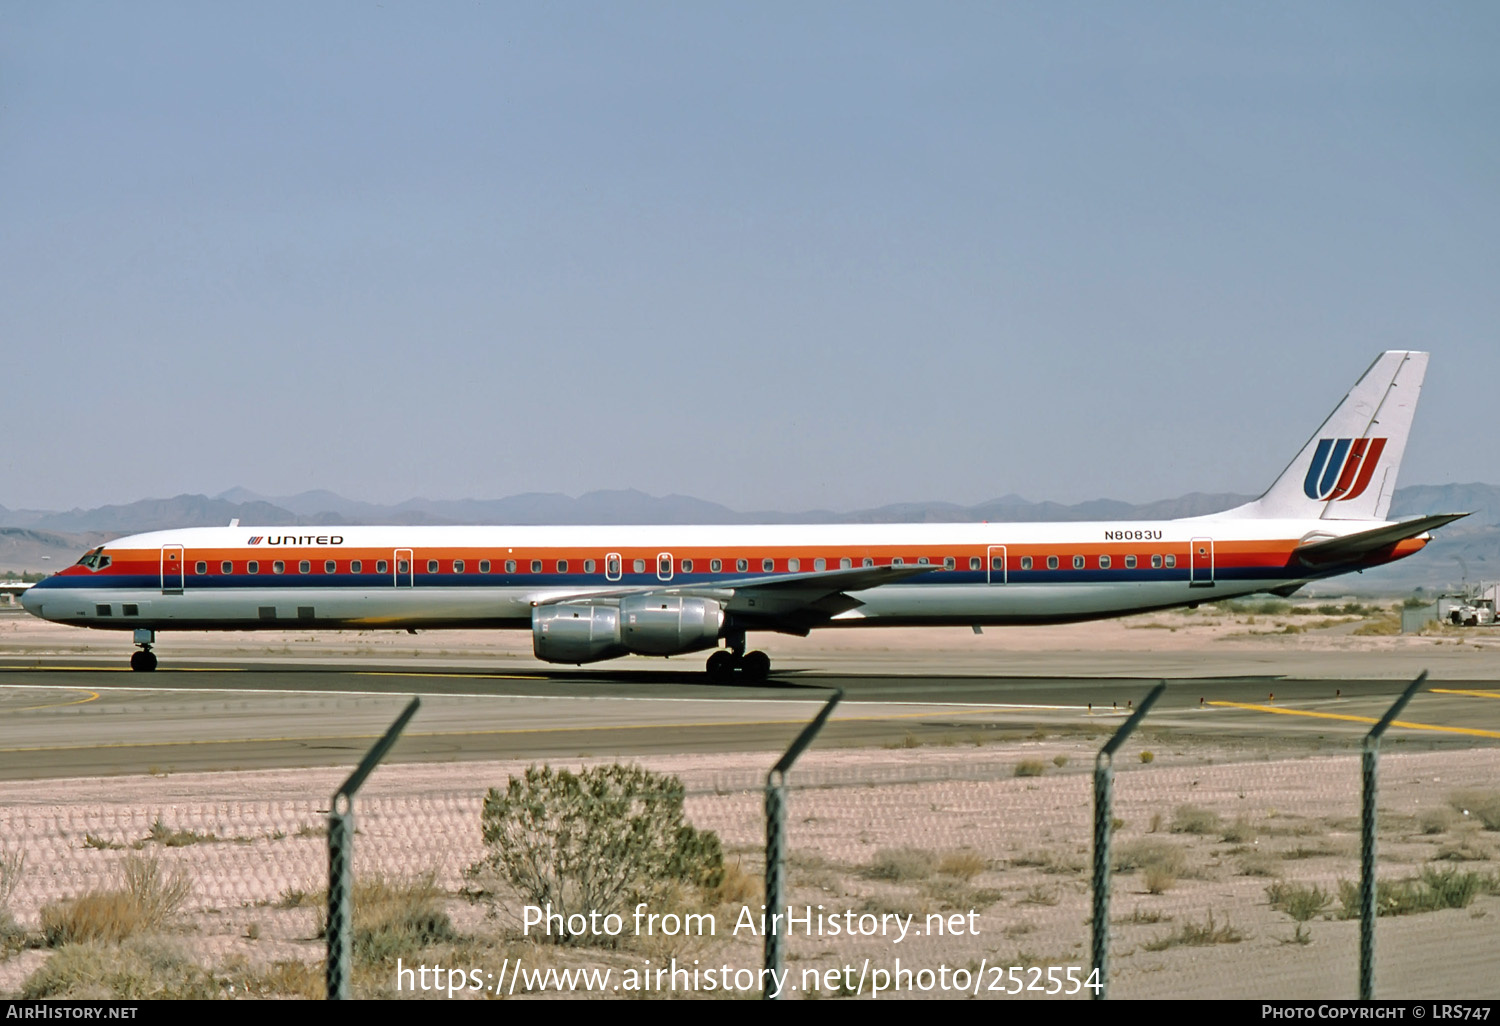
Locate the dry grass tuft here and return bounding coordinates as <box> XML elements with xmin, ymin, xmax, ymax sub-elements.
<box><xmin>1014</xmin><ymin>759</ymin><xmax>1046</xmax><ymax>778</ymax></box>
<box><xmin>1449</xmin><ymin>790</ymin><xmax>1500</xmax><ymax>831</ymax></box>
<box><xmin>867</xmin><ymin>847</ymin><xmax>938</xmax><ymax>882</ymax></box>
<box><xmin>316</xmin><ymin>873</ymin><xmax>457</xmax><ymax>965</ymax></box>
<box><xmin>1142</xmin><ymin>910</ymin><xmax>1243</xmax><ymax>951</ymax></box>
<box><xmin>1171</xmin><ymin>805</ymin><xmax>1222</xmax><ymax>835</ymax></box>
<box><xmin>40</xmin><ymin>856</ymin><xmax>191</xmax><ymax>947</ymax></box>
<box><xmin>937</xmin><ymin>851</ymin><xmax>988</xmax><ymax>881</ymax></box>
<box><xmin>21</xmin><ymin>938</ymin><xmax>221</xmax><ymax>999</ymax></box>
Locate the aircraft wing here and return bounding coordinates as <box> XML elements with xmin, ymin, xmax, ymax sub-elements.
<box><xmin>1293</xmin><ymin>513</ymin><xmax>1469</xmax><ymax>568</ymax></box>
<box><xmin>538</xmin><ymin>563</ymin><xmax>941</xmax><ymax>633</ymax></box>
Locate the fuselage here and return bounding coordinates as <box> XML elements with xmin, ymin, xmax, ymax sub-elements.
<box><xmin>22</xmin><ymin>517</ymin><xmax>1428</xmax><ymax>633</ymax></box>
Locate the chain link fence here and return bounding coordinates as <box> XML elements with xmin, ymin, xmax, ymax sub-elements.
<box><xmin>2</xmin><ymin>685</ymin><xmax>1499</xmax><ymax>999</ymax></box>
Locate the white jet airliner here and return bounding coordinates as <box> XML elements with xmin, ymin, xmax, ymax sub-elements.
<box><xmin>23</xmin><ymin>351</ymin><xmax>1463</xmax><ymax>680</ymax></box>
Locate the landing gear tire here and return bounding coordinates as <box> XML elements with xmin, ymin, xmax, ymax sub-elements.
<box><xmin>706</xmin><ymin>650</ymin><xmax>736</xmax><ymax>683</ymax></box>
<box><xmin>130</xmin><ymin>650</ymin><xmax>157</xmax><ymax>672</ymax></box>
<box><xmin>704</xmin><ymin>649</ymin><xmax>772</xmax><ymax>683</ymax></box>
<box><xmin>741</xmin><ymin>650</ymin><xmax>771</xmax><ymax>683</ymax></box>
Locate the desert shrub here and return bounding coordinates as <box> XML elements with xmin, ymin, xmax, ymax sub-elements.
<box><xmin>41</xmin><ymin>856</ymin><xmax>190</xmax><ymax>946</ymax></box>
<box><xmin>1420</xmin><ymin>808</ymin><xmax>1456</xmax><ymax>835</ymax></box>
<box><xmin>1052</xmin><ymin>755</ymin><xmax>1069</xmax><ymax>768</ymax></box>
<box><xmin>317</xmin><ymin>874</ymin><xmax>457</xmax><ymax>964</ymax></box>
<box><xmin>1113</xmin><ymin>839</ymin><xmax>1186</xmax><ymax>876</ymax></box>
<box><xmin>1171</xmin><ymin>805</ymin><xmax>1222</xmax><ymax>835</ymax></box>
<box><xmin>1266</xmin><ymin>881</ymin><xmax>1332</xmax><ymax>921</ymax></box>
<box><xmin>938</xmin><ymin>851</ymin><xmax>988</xmax><ymax>880</ymax></box>
<box><xmin>1449</xmin><ymin>790</ymin><xmax>1500</xmax><ymax>831</ymax></box>
<box><xmin>869</xmin><ymin>848</ymin><xmax>938</xmax><ymax>882</ymax></box>
<box><xmin>21</xmin><ymin>938</ymin><xmax>220</xmax><ymax>999</ymax></box>
<box><xmin>1142</xmin><ymin>911</ymin><xmax>1242</xmax><ymax>951</ymax></box>
<box><xmin>0</xmin><ymin>847</ymin><xmax>22</xmax><ymax>910</ymax></box>
<box><xmin>1353</xmin><ymin>616</ymin><xmax>1401</xmax><ymax>636</ymax></box>
<box><xmin>1221</xmin><ymin>817</ymin><xmax>1257</xmax><ymax>843</ymax></box>
<box><xmin>1139</xmin><ymin>751</ymin><xmax>1155</xmax><ymax>764</ymax></box>
<box><xmin>1336</xmin><ymin>867</ymin><xmax>1484</xmax><ymax>919</ymax></box>
<box><xmin>469</xmin><ymin>764</ymin><xmax>723</xmax><ymax>944</ymax></box>
<box><xmin>1014</xmin><ymin>760</ymin><xmax>1045</xmax><ymax>778</ymax></box>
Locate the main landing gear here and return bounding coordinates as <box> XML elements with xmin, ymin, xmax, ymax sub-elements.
<box><xmin>705</xmin><ymin>632</ymin><xmax>771</xmax><ymax>683</ymax></box>
<box><xmin>130</xmin><ymin>629</ymin><xmax>157</xmax><ymax>672</ymax></box>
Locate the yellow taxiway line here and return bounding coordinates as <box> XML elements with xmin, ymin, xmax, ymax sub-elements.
<box><xmin>1207</xmin><ymin>700</ymin><xmax>1500</xmax><ymax>739</ymax></box>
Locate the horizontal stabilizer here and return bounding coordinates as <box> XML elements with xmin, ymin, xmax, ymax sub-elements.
<box><xmin>1293</xmin><ymin>513</ymin><xmax>1468</xmax><ymax>567</ymax></box>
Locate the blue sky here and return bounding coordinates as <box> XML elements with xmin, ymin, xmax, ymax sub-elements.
<box><xmin>4</xmin><ymin>2</ymin><xmax>1497</xmax><ymax>512</ymax></box>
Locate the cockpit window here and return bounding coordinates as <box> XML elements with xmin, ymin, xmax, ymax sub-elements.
<box><xmin>75</xmin><ymin>548</ymin><xmax>111</xmax><ymax>571</ymax></box>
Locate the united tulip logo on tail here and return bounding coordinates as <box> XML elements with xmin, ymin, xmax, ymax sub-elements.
<box><xmin>1303</xmin><ymin>437</ymin><xmax>1387</xmax><ymax>501</ymax></box>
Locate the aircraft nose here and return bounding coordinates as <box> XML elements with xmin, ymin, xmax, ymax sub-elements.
<box><xmin>20</xmin><ymin>582</ymin><xmax>46</xmax><ymax>618</ymax></box>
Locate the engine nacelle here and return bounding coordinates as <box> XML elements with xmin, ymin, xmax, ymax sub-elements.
<box><xmin>619</xmin><ymin>594</ymin><xmax>725</xmax><ymax>656</ymax></box>
<box><xmin>531</xmin><ymin>596</ymin><xmax>726</xmax><ymax>664</ymax></box>
<box><xmin>532</xmin><ymin>602</ymin><xmax>626</xmax><ymax>664</ymax></box>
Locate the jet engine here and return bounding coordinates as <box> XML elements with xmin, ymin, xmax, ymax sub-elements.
<box><xmin>531</xmin><ymin>595</ymin><xmax>725</xmax><ymax>664</ymax></box>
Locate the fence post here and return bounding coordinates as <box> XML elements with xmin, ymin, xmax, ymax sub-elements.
<box><xmin>326</xmin><ymin>696</ymin><xmax>421</xmax><ymax>1000</ymax></box>
<box><xmin>1360</xmin><ymin>671</ymin><xmax>1427</xmax><ymax>1001</ymax></box>
<box><xmin>764</xmin><ymin>689</ymin><xmax>842</xmax><ymax>999</ymax></box>
<box><xmin>1091</xmin><ymin>682</ymin><xmax>1166</xmax><ymax>1001</ymax></box>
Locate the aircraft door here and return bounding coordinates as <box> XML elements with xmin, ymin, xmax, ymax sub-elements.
<box><xmin>161</xmin><ymin>545</ymin><xmax>184</xmax><ymax>594</ymax></box>
<box><xmin>987</xmin><ymin>545</ymin><xmax>1007</xmax><ymax>584</ymax></box>
<box><xmin>1190</xmin><ymin>537</ymin><xmax>1215</xmax><ymax>588</ymax></box>
<box><xmin>394</xmin><ymin>549</ymin><xmax>414</xmax><ymax>587</ymax></box>
<box><xmin>657</xmin><ymin>552</ymin><xmax>673</xmax><ymax>582</ymax></box>
<box><xmin>605</xmin><ymin>553</ymin><xmax>622</xmax><ymax>582</ymax></box>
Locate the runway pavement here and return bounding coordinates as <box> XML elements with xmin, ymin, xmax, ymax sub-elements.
<box><xmin>1</xmin><ymin>657</ymin><xmax>1497</xmax><ymax>780</ymax></box>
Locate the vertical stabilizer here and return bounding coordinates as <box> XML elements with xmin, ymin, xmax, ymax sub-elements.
<box><xmin>1230</xmin><ymin>351</ymin><xmax>1427</xmax><ymax>521</ymax></box>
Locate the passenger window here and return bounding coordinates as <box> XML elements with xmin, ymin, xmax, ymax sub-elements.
<box><xmin>917</xmin><ymin>557</ymin><xmax>929</xmax><ymax>565</ymax></box>
<box><xmin>583</xmin><ymin>559</ymin><xmax>594</xmax><ymax>573</ymax></box>
<box><xmin>221</xmin><ymin>561</ymin><xmax>232</xmax><ymax>574</ymax></box>
<box><xmin>377</xmin><ymin>560</ymin><xmax>388</xmax><ymax>573</ymax></box>
<box><xmin>788</xmin><ymin>558</ymin><xmax>800</xmax><ymax>572</ymax></box>
<box><xmin>814</xmin><ymin>558</ymin><xmax>826</xmax><ymax>571</ymax></box>
<box><xmin>531</xmin><ymin>560</ymin><xmax>543</xmax><ymax>573</ymax></box>
<box><xmin>1046</xmin><ymin>556</ymin><xmax>1058</xmax><ymax>570</ymax></box>
<box><xmin>505</xmin><ymin>560</ymin><xmax>516</xmax><ymax>573</ymax></box>
<box><xmin>248</xmin><ymin>561</ymin><xmax>259</xmax><ymax>574</ymax></box>
<box><xmin>397</xmin><ymin>560</ymin><xmax>409</xmax><ymax>574</ymax></box>
<box><xmin>273</xmin><ymin>561</ymin><xmax>286</xmax><ymax>574</ymax></box>
<box><xmin>862</xmin><ymin>557</ymin><xmax>874</xmax><ymax>567</ymax></box>
<box><xmin>970</xmin><ymin>557</ymin><xmax>981</xmax><ymax>571</ymax></box>
<box><xmin>425</xmin><ymin>560</ymin><xmax>437</xmax><ymax>573</ymax></box>
<box><xmin>633</xmin><ymin>559</ymin><xmax>646</xmax><ymax>574</ymax></box>
<box><xmin>840</xmin><ymin>558</ymin><xmax>852</xmax><ymax>569</ymax></box>
<box><xmin>605</xmin><ymin>557</ymin><xmax>618</xmax><ymax>576</ymax></box>
<box><xmin>195</xmin><ymin>561</ymin><xmax>207</xmax><ymax>574</ymax></box>
<box><xmin>454</xmin><ymin>559</ymin><xmax>465</xmax><ymax>573</ymax></box>
<box><xmin>1165</xmin><ymin>554</ymin><xmax>1177</xmax><ymax>568</ymax></box>
<box><xmin>893</xmin><ymin>557</ymin><xmax>904</xmax><ymax>566</ymax></box>
<box><xmin>325</xmin><ymin>560</ymin><xmax>336</xmax><ymax>574</ymax></box>
<box><xmin>1100</xmin><ymin>555</ymin><xmax>1112</xmax><ymax>569</ymax></box>
<box><xmin>992</xmin><ymin>557</ymin><xmax>1003</xmax><ymax>571</ymax></box>
<box><xmin>1125</xmin><ymin>555</ymin><xmax>1137</xmax><ymax>569</ymax></box>
<box><xmin>1151</xmin><ymin>554</ymin><xmax>1163</xmax><ymax>569</ymax></box>
<box><xmin>1073</xmin><ymin>556</ymin><xmax>1084</xmax><ymax>570</ymax></box>
<box><xmin>479</xmin><ymin>560</ymin><xmax>490</xmax><ymax>573</ymax></box>
<box><xmin>737</xmin><ymin>559</ymin><xmax>749</xmax><ymax>572</ymax></box>
<box><xmin>762</xmin><ymin>558</ymin><xmax>774</xmax><ymax>572</ymax></box>
<box><xmin>557</xmin><ymin>560</ymin><xmax>568</xmax><ymax>573</ymax></box>
<box><xmin>659</xmin><ymin>556</ymin><xmax>671</xmax><ymax>575</ymax></box>
<box><xmin>681</xmin><ymin>559</ymin><xmax>693</xmax><ymax>573</ymax></box>
<box><xmin>710</xmin><ymin>559</ymin><xmax>722</xmax><ymax>573</ymax></box>
<box><xmin>1021</xmin><ymin>556</ymin><xmax>1033</xmax><ymax>570</ymax></box>
<box><xmin>943</xmin><ymin>557</ymin><xmax>955</xmax><ymax>570</ymax></box>
<box><xmin>351</xmin><ymin>560</ymin><xmax>363</xmax><ymax>573</ymax></box>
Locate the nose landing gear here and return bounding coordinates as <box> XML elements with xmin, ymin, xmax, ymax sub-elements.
<box><xmin>131</xmin><ymin>629</ymin><xmax>157</xmax><ymax>672</ymax></box>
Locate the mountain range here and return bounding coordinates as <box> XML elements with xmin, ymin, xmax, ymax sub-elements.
<box><xmin>3</xmin><ymin>484</ymin><xmax>1495</xmax><ymax>594</ymax></box>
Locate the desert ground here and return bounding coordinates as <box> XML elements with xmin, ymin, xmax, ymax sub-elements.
<box><xmin>1</xmin><ymin>600</ymin><xmax>1498</xmax><ymax>1000</ymax></box>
